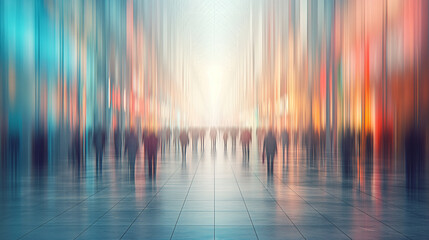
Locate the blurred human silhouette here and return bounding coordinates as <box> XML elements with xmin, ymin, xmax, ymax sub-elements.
<box><xmin>199</xmin><ymin>128</ymin><xmax>206</xmax><ymax>151</ymax></box>
<box><xmin>179</xmin><ymin>130</ymin><xmax>189</xmax><ymax>159</ymax></box>
<box><xmin>144</xmin><ymin>130</ymin><xmax>158</xmax><ymax>177</ymax></box>
<box><xmin>240</xmin><ymin>128</ymin><xmax>251</xmax><ymax>159</ymax></box>
<box><xmin>93</xmin><ymin>126</ymin><xmax>106</xmax><ymax>175</ymax></box>
<box><xmin>114</xmin><ymin>127</ymin><xmax>122</xmax><ymax>159</ymax></box>
<box><xmin>310</xmin><ymin>130</ymin><xmax>320</xmax><ymax>160</ymax></box>
<box><xmin>341</xmin><ymin>128</ymin><xmax>354</xmax><ymax>178</ymax></box>
<box><xmin>263</xmin><ymin>129</ymin><xmax>277</xmax><ymax>174</ymax></box>
<box><xmin>125</xmin><ymin>128</ymin><xmax>139</xmax><ymax>179</ymax></box>
<box><xmin>405</xmin><ymin>126</ymin><xmax>425</xmax><ymax>190</ymax></box>
<box><xmin>210</xmin><ymin>128</ymin><xmax>217</xmax><ymax>151</ymax></box>
<box><xmin>320</xmin><ymin>129</ymin><xmax>326</xmax><ymax>155</ymax></box>
<box><xmin>223</xmin><ymin>130</ymin><xmax>228</xmax><ymax>151</ymax></box>
<box><xmin>230</xmin><ymin>127</ymin><xmax>239</xmax><ymax>151</ymax></box>
<box><xmin>173</xmin><ymin>127</ymin><xmax>180</xmax><ymax>151</ymax></box>
<box><xmin>142</xmin><ymin>128</ymin><xmax>148</xmax><ymax>145</ymax></box>
<box><xmin>32</xmin><ymin>127</ymin><xmax>47</xmax><ymax>176</ymax></box>
<box><xmin>281</xmin><ymin>129</ymin><xmax>289</xmax><ymax>161</ymax></box>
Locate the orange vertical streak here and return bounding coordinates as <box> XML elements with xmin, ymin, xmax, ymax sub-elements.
<box><xmin>364</xmin><ymin>40</ymin><xmax>371</xmax><ymax>134</ymax></box>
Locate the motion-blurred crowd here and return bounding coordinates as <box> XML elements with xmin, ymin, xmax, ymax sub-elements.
<box><xmin>1</xmin><ymin>124</ymin><xmax>427</xmax><ymax>188</ymax></box>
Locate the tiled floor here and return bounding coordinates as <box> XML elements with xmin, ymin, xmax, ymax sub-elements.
<box><xmin>1</xmin><ymin>141</ymin><xmax>429</xmax><ymax>239</ymax></box>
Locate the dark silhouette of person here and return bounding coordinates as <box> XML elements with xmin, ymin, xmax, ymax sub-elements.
<box><xmin>144</xmin><ymin>131</ymin><xmax>158</xmax><ymax>177</ymax></box>
<box><xmin>223</xmin><ymin>130</ymin><xmax>228</xmax><ymax>151</ymax></box>
<box><xmin>281</xmin><ymin>129</ymin><xmax>289</xmax><ymax>161</ymax></box>
<box><xmin>32</xmin><ymin>127</ymin><xmax>47</xmax><ymax>176</ymax></box>
<box><xmin>210</xmin><ymin>128</ymin><xmax>217</xmax><ymax>151</ymax></box>
<box><xmin>93</xmin><ymin>126</ymin><xmax>106</xmax><ymax>175</ymax></box>
<box><xmin>199</xmin><ymin>128</ymin><xmax>206</xmax><ymax>150</ymax></box>
<box><xmin>240</xmin><ymin>129</ymin><xmax>251</xmax><ymax>159</ymax></box>
<box><xmin>230</xmin><ymin>128</ymin><xmax>238</xmax><ymax>151</ymax></box>
<box><xmin>141</xmin><ymin>128</ymin><xmax>148</xmax><ymax>149</ymax></box>
<box><xmin>125</xmin><ymin>128</ymin><xmax>139</xmax><ymax>179</ymax></box>
<box><xmin>311</xmin><ymin>130</ymin><xmax>320</xmax><ymax>160</ymax></box>
<box><xmin>320</xmin><ymin>129</ymin><xmax>326</xmax><ymax>155</ymax></box>
<box><xmin>179</xmin><ymin>130</ymin><xmax>189</xmax><ymax>159</ymax></box>
<box><xmin>114</xmin><ymin>127</ymin><xmax>122</xmax><ymax>159</ymax></box>
<box><xmin>405</xmin><ymin>126</ymin><xmax>425</xmax><ymax>190</ymax></box>
<box><xmin>341</xmin><ymin>127</ymin><xmax>355</xmax><ymax>178</ymax></box>
<box><xmin>263</xmin><ymin>129</ymin><xmax>277</xmax><ymax>174</ymax></box>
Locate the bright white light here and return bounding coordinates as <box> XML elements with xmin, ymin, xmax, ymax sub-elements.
<box><xmin>206</xmin><ymin>65</ymin><xmax>224</xmax><ymax>125</ymax></box>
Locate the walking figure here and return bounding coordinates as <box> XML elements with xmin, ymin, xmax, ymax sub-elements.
<box><xmin>125</xmin><ymin>128</ymin><xmax>139</xmax><ymax>179</ymax></box>
<box><xmin>114</xmin><ymin>127</ymin><xmax>122</xmax><ymax>159</ymax></box>
<box><xmin>200</xmin><ymin>128</ymin><xmax>206</xmax><ymax>151</ymax></box>
<box><xmin>281</xmin><ymin>129</ymin><xmax>289</xmax><ymax>161</ymax></box>
<box><xmin>210</xmin><ymin>128</ymin><xmax>217</xmax><ymax>151</ymax></box>
<box><xmin>173</xmin><ymin>127</ymin><xmax>180</xmax><ymax>151</ymax></box>
<box><xmin>144</xmin><ymin>131</ymin><xmax>158</xmax><ymax>177</ymax></box>
<box><xmin>223</xmin><ymin>130</ymin><xmax>228</xmax><ymax>151</ymax></box>
<box><xmin>240</xmin><ymin>129</ymin><xmax>251</xmax><ymax>159</ymax></box>
<box><xmin>230</xmin><ymin>128</ymin><xmax>239</xmax><ymax>151</ymax></box>
<box><xmin>263</xmin><ymin>129</ymin><xmax>277</xmax><ymax>175</ymax></box>
<box><xmin>93</xmin><ymin>126</ymin><xmax>106</xmax><ymax>176</ymax></box>
<box><xmin>179</xmin><ymin>130</ymin><xmax>189</xmax><ymax>159</ymax></box>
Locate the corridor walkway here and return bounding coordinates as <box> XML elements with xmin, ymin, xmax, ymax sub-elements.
<box><xmin>1</xmin><ymin>141</ymin><xmax>428</xmax><ymax>239</ymax></box>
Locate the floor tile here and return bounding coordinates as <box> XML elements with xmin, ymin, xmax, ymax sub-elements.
<box><xmin>172</xmin><ymin>225</ymin><xmax>214</xmax><ymax>240</ymax></box>
<box><xmin>178</xmin><ymin>212</ymin><xmax>214</xmax><ymax>225</ymax></box>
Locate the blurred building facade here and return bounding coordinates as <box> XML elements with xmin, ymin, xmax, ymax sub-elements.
<box><xmin>0</xmin><ymin>0</ymin><xmax>428</xmax><ymax>161</ymax></box>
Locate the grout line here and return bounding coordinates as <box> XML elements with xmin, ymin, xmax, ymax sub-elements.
<box><xmin>214</xmin><ymin>149</ymin><xmax>216</xmax><ymax>240</ymax></box>
<box><xmin>350</xmin><ymin>182</ymin><xmax>429</xmax><ymax>218</ymax></box>
<box><xmin>17</xmin><ymin>185</ymin><xmax>111</xmax><ymax>240</ymax></box>
<box><xmin>169</xmin><ymin>154</ymin><xmax>202</xmax><ymax>240</ymax></box>
<box><xmin>253</xmin><ymin>148</ymin><xmax>351</xmax><ymax>239</ymax></box>
<box><xmin>119</xmin><ymin>166</ymin><xmax>181</xmax><ymax>239</ymax></box>
<box><xmin>272</xmin><ymin>147</ymin><xmax>414</xmax><ymax>239</ymax></box>
<box><xmin>277</xmin><ymin>179</ymin><xmax>352</xmax><ymax>240</ymax></box>
<box><xmin>74</xmin><ymin>190</ymin><xmax>134</xmax><ymax>239</ymax></box>
<box><xmin>247</xmin><ymin>146</ymin><xmax>307</xmax><ymax>239</ymax></box>
<box><xmin>229</xmin><ymin>163</ymin><xmax>259</xmax><ymax>240</ymax></box>
<box><xmin>250</xmin><ymin>169</ymin><xmax>307</xmax><ymax>240</ymax></box>
<box><xmin>318</xmin><ymin>187</ymin><xmax>412</xmax><ymax>239</ymax></box>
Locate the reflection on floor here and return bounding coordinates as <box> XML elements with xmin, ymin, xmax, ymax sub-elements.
<box><xmin>1</xmin><ymin>142</ymin><xmax>428</xmax><ymax>240</ymax></box>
